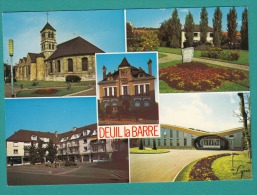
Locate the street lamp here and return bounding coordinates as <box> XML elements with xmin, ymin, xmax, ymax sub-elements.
<box><xmin>8</xmin><ymin>39</ymin><xmax>14</xmax><ymax>97</ymax></box>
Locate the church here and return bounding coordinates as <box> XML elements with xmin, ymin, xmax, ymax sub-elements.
<box><xmin>15</xmin><ymin>22</ymin><xmax>104</xmax><ymax>81</ymax></box>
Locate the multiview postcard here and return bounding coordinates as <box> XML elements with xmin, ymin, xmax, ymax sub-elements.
<box><xmin>3</xmin><ymin>6</ymin><xmax>251</xmax><ymax>186</ymax></box>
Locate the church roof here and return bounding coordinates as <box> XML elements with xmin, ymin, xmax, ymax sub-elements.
<box><xmin>46</xmin><ymin>36</ymin><xmax>104</xmax><ymax>61</ymax></box>
<box><xmin>28</xmin><ymin>53</ymin><xmax>45</xmax><ymax>63</ymax></box>
<box><xmin>40</xmin><ymin>22</ymin><xmax>56</xmax><ymax>33</ymax></box>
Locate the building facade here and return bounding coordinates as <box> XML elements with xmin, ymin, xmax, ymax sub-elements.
<box><xmin>139</xmin><ymin>124</ymin><xmax>244</xmax><ymax>150</ymax></box>
<box><xmin>181</xmin><ymin>24</ymin><xmax>214</xmax><ymax>48</ymax></box>
<box><xmin>98</xmin><ymin>57</ymin><xmax>158</xmax><ymax>121</ymax></box>
<box><xmin>6</xmin><ymin>123</ymin><xmax>127</xmax><ymax>165</ymax></box>
<box><xmin>15</xmin><ymin>22</ymin><xmax>104</xmax><ymax>82</ymax></box>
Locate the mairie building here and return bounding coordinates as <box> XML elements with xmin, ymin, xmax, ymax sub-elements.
<box><xmin>98</xmin><ymin>57</ymin><xmax>158</xmax><ymax>121</ymax></box>
<box><xmin>138</xmin><ymin>124</ymin><xmax>244</xmax><ymax>150</ymax></box>
<box><xmin>6</xmin><ymin>123</ymin><xmax>128</xmax><ymax>165</ymax></box>
<box><xmin>15</xmin><ymin>22</ymin><xmax>104</xmax><ymax>82</ymax></box>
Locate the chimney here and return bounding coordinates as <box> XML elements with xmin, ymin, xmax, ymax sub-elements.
<box><xmin>55</xmin><ymin>131</ymin><xmax>58</xmax><ymax>138</ymax></box>
<box><xmin>72</xmin><ymin>127</ymin><xmax>77</xmax><ymax>132</ymax></box>
<box><xmin>102</xmin><ymin>66</ymin><xmax>106</xmax><ymax>79</ymax></box>
<box><xmin>147</xmin><ymin>59</ymin><xmax>152</xmax><ymax>75</ymax></box>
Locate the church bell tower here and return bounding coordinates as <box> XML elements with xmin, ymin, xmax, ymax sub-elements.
<box><xmin>40</xmin><ymin>22</ymin><xmax>57</xmax><ymax>59</ymax></box>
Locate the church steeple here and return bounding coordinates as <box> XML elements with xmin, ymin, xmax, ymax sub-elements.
<box><xmin>40</xmin><ymin>22</ymin><xmax>56</xmax><ymax>59</ymax></box>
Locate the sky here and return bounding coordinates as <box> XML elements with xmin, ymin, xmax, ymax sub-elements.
<box><xmin>3</xmin><ymin>10</ymin><xmax>125</xmax><ymax>65</ymax></box>
<box><xmin>126</xmin><ymin>7</ymin><xmax>246</xmax><ymax>31</ymax></box>
<box><xmin>159</xmin><ymin>92</ymin><xmax>249</xmax><ymax>133</ymax></box>
<box><xmin>95</xmin><ymin>52</ymin><xmax>159</xmax><ymax>101</ymax></box>
<box><xmin>5</xmin><ymin>97</ymin><xmax>97</xmax><ymax>138</ymax></box>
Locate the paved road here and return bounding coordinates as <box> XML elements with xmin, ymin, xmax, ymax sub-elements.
<box><xmin>7</xmin><ymin>162</ymin><xmax>128</xmax><ymax>185</ymax></box>
<box><xmin>159</xmin><ymin>52</ymin><xmax>249</xmax><ymax>71</ymax></box>
<box><xmin>130</xmin><ymin>149</ymin><xmax>234</xmax><ymax>183</ymax></box>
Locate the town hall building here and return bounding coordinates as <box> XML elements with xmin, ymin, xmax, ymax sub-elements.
<box><xmin>15</xmin><ymin>22</ymin><xmax>104</xmax><ymax>81</ymax></box>
<box><xmin>98</xmin><ymin>57</ymin><xmax>159</xmax><ymax>123</ymax></box>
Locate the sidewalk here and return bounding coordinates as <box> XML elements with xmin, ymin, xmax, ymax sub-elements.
<box><xmin>159</xmin><ymin>52</ymin><xmax>249</xmax><ymax>71</ymax></box>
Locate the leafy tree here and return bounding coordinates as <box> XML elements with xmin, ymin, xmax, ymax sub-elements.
<box><xmin>29</xmin><ymin>141</ymin><xmax>38</xmax><ymax>165</ymax></box>
<box><xmin>139</xmin><ymin>139</ymin><xmax>144</xmax><ymax>150</ymax></box>
<box><xmin>169</xmin><ymin>8</ymin><xmax>182</xmax><ymax>48</ymax></box>
<box><xmin>200</xmin><ymin>7</ymin><xmax>208</xmax><ymax>44</ymax></box>
<box><xmin>240</xmin><ymin>8</ymin><xmax>248</xmax><ymax>50</ymax></box>
<box><xmin>213</xmin><ymin>7</ymin><xmax>222</xmax><ymax>47</ymax></box>
<box><xmin>37</xmin><ymin>139</ymin><xmax>46</xmax><ymax>163</ymax></box>
<box><xmin>46</xmin><ymin>139</ymin><xmax>57</xmax><ymax>164</ymax></box>
<box><xmin>184</xmin><ymin>11</ymin><xmax>194</xmax><ymax>47</ymax></box>
<box><xmin>152</xmin><ymin>139</ymin><xmax>157</xmax><ymax>150</ymax></box>
<box><xmin>126</xmin><ymin>22</ymin><xmax>134</xmax><ymax>49</ymax></box>
<box><xmin>237</xmin><ymin>93</ymin><xmax>251</xmax><ymax>161</ymax></box>
<box><xmin>227</xmin><ymin>7</ymin><xmax>238</xmax><ymax>49</ymax></box>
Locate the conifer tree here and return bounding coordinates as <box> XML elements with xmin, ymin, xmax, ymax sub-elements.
<box><xmin>29</xmin><ymin>141</ymin><xmax>38</xmax><ymax>165</ymax></box>
<box><xmin>47</xmin><ymin>139</ymin><xmax>57</xmax><ymax>163</ymax></box>
<box><xmin>37</xmin><ymin>139</ymin><xmax>46</xmax><ymax>163</ymax></box>
<box><xmin>200</xmin><ymin>7</ymin><xmax>208</xmax><ymax>44</ymax></box>
<box><xmin>152</xmin><ymin>139</ymin><xmax>157</xmax><ymax>150</ymax></box>
<box><xmin>227</xmin><ymin>7</ymin><xmax>238</xmax><ymax>49</ymax></box>
<box><xmin>240</xmin><ymin>8</ymin><xmax>248</xmax><ymax>50</ymax></box>
<box><xmin>139</xmin><ymin>139</ymin><xmax>144</xmax><ymax>150</ymax></box>
<box><xmin>169</xmin><ymin>8</ymin><xmax>182</xmax><ymax>48</ymax></box>
<box><xmin>184</xmin><ymin>11</ymin><xmax>194</xmax><ymax>47</ymax></box>
<box><xmin>213</xmin><ymin>7</ymin><xmax>222</xmax><ymax>47</ymax></box>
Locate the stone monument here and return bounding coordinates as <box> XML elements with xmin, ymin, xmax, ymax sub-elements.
<box><xmin>182</xmin><ymin>47</ymin><xmax>194</xmax><ymax>63</ymax></box>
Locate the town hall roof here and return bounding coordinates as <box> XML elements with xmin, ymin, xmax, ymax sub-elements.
<box><xmin>40</xmin><ymin>22</ymin><xmax>56</xmax><ymax>33</ymax></box>
<box><xmin>46</xmin><ymin>36</ymin><xmax>104</xmax><ymax>61</ymax></box>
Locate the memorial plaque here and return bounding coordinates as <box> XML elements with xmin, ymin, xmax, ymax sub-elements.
<box><xmin>182</xmin><ymin>47</ymin><xmax>194</xmax><ymax>63</ymax></box>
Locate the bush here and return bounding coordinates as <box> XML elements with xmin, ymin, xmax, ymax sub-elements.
<box><xmin>201</xmin><ymin>50</ymin><xmax>240</xmax><ymax>61</ymax></box>
<box><xmin>5</xmin><ymin>77</ymin><xmax>17</xmax><ymax>83</ymax></box>
<box><xmin>64</xmin><ymin>161</ymin><xmax>77</xmax><ymax>167</ymax></box>
<box><xmin>65</xmin><ymin>75</ymin><xmax>81</xmax><ymax>82</ymax></box>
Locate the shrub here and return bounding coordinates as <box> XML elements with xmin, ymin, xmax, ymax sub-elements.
<box><xmin>5</xmin><ymin>77</ymin><xmax>17</xmax><ymax>83</ymax></box>
<box><xmin>65</xmin><ymin>75</ymin><xmax>81</xmax><ymax>83</ymax></box>
<box><xmin>201</xmin><ymin>50</ymin><xmax>240</xmax><ymax>61</ymax></box>
<box><xmin>64</xmin><ymin>161</ymin><xmax>77</xmax><ymax>167</ymax></box>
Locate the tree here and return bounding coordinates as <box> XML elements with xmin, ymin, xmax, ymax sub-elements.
<box><xmin>139</xmin><ymin>30</ymin><xmax>160</xmax><ymax>51</ymax></box>
<box><xmin>47</xmin><ymin>139</ymin><xmax>57</xmax><ymax>163</ymax></box>
<box><xmin>169</xmin><ymin>8</ymin><xmax>182</xmax><ymax>48</ymax></box>
<box><xmin>126</xmin><ymin>22</ymin><xmax>134</xmax><ymax>49</ymax></box>
<box><xmin>227</xmin><ymin>7</ymin><xmax>238</xmax><ymax>49</ymax></box>
<box><xmin>213</xmin><ymin>7</ymin><xmax>222</xmax><ymax>47</ymax></box>
<box><xmin>139</xmin><ymin>139</ymin><xmax>144</xmax><ymax>150</ymax></box>
<box><xmin>152</xmin><ymin>139</ymin><xmax>157</xmax><ymax>150</ymax></box>
<box><xmin>240</xmin><ymin>8</ymin><xmax>248</xmax><ymax>50</ymax></box>
<box><xmin>184</xmin><ymin>11</ymin><xmax>194</xmax><ymax>47</ymax></box>
<box><xmin>29</xmin><ymin>141</ymin><xmax>38</xmax><ymax>165</ymax></box>
<box><xmin>37</xmin><ymin>139</ymin><xmax>46</xmax><ymax>163</ymax></box>
<box><xmin>236</xmin><ymin>93</ymin><xmax>251</xmax><ymax>161</ymax></box>
<box><xmin>200</xmin><ymin>7</ymin><xmax>208</xmax><ymax>44</ymax></box>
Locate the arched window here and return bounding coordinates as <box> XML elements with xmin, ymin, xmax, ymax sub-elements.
<box><xmin>49</xmin><ymin>43</ymin><xmax>51</xmax><ymax>49</ymax></box>
<box><xmin>82</xmin><ymin>57</ymin><xmax>88</xmax><ymax>71</ymax></box>
<box><xmin>49</xmin><ymin>61</ymin><xmax>53</xmax><ymax>73</ymax></box>
<box><xmin>68</xmin><ymin>59</ymin><xmax>73</xmax><ymax>72</ymax></box>
<box><xmin>52</xmin><ymin>44</ymin><xmax>55</xmax><ymax>50</ymax></box>
<box><xmin>56</xmin><ymin>60</ymin><xmax>61</xmax><ymax>73</ymax></box>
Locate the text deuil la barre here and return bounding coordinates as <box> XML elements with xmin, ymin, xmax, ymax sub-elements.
<box><xmin>98</xmin><ymin>124</ymin><xmax>160</xmax><ymax>139</ymax></box>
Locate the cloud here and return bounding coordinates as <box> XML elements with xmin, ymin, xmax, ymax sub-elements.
<box><xmin>179</xmin><ymin>9</ymin><xmax>189</xmax><ymax>13</ymax></box>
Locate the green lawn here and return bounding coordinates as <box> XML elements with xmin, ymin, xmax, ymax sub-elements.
<box><xmin>158</xmin><ymin>47</ymin><xmax>249</xmax><ymax>65</ymax></box>
<box><xmin>16</xmin><ymin>86</ymin><xmax>91</xmax><ymax>97</ymax></box>
<box><xmin>130</xmin><ymin>147</ymin><xmax>170</xmax><ymax>154</ymax></box>
<box><xmin>159</xmin><ymin>60</ymin><xmax>249</xmax><ymax>93</ymax></box>
<box><xmin>212</xmin><ymin>153</ymin><xmax>252</xmax><ymax>180</ymax></box>
<box><xmin>175</xmin><ymin>152</ymin><xmax>252</xmax><ymax>181</ymax></box>
<box><xmin>158</xmin><ymin>53</ymin><xmax>167</xmax><ymax>59</ymax></box>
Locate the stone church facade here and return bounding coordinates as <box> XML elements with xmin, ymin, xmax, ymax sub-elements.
<box><xmin>15</xmin><ymin>22</ymin><xmax>104</xmax><ymax>81</ymax></box>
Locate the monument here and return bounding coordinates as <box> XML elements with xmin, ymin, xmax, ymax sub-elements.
<box><xmin>182</xmin><ymin>47</ymin><xmax>194</xmax><ymax>63</ymax></box>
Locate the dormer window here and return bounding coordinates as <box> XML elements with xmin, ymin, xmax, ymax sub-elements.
<box><xmin>138</xmin><ymin>73</ymin><xmax>143</xmax><ymax>78</ymax></box>
<box><xmin>31</xmin><ymin>135</ymin><xmax>37</xmax><ymax>141</ymax></box>
<box><xmin>92</xmin><ymin>130</ymin><xmax>97</xmax><ymax>136</ymax></box>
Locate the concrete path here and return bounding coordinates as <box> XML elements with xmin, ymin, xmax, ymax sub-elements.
<box><xmin>159</xmin><ymin>52</ymin><xmax>249</xmax><ymax>71</ymax></box>
<box><xmin>130</xmin><ymin>149</ymin><xmax>234</xmax><ymax>183</ymax></box>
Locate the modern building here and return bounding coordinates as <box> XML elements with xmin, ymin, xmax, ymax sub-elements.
<box><xmin>6</xmin><ymin>123</ymin><xmax>128</xmax><ymax>165</ymax></box>
<box><xmin>140</xmin><ymin>124</ymin><xmax>244</xmax><ymax>150</ymax></box>
<box><xmin>15</xmin><ymin>22</ymin><xmax>104</xmax><ymax>81</ymax></box>
<box><xmin>181</xmin><ymin>24</ymin><xmax>214</xmax><ymax>48</ymax></box>
<box><xmin>98</xmin><ymin>57</ymin><xmax>158</xmax><ymax>122</ymax></box>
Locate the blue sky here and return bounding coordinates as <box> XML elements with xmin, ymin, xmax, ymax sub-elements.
<box><xmin>95</xmin><ymin>52</ymin><xmax>159</xmax><ymax>101</ymax></box>
<box><xmin>159</xmin><ymin>92</ymin><xmax>249</xmax><ymax>132</ymax></box>
<box><xmin>5</xmin><ymin>97</ymin><xmax>97</xmax><ymax>138</ymax></box>
<box><xmin>3</xmin><ymin>10</ymin><xmax>125</xmax><ymax>65</ymax></box>
<box><xmin>126</xmin><ymin>7</ymin><xmax>246</xmax><ymax>31</ymax></box>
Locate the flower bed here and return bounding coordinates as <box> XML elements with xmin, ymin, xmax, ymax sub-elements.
<box><xmin>189</xmin><ymin>153</ymin><xmax>231</xmax><ymax>181</ymax></box>
<box><xmin>159</xmin><ymin>62</ymin><xmax>246</xmax><ymax>91</ymax></box>
<box><xmin>32</xmin><ymin>88</ymin><xmax>59</xmax><ymax>95</ymax></box>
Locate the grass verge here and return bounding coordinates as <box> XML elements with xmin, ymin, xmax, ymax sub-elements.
<box><xmin>174</xmin><ymin>160</ymin><xmax>197</xmax><ymax>182</ymax></box>
<box><xmin>130</xmin><ymin>147</ymin><xmax>170</xmax><ymax>154</ymax></box>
